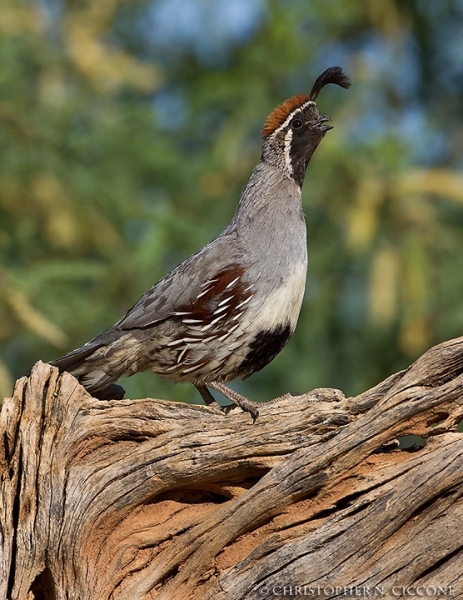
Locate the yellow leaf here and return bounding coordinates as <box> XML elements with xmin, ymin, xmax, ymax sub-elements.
<box><xmin>0</xmin><ymin>3</ymin><xmax>42</xmax><ymax>35</ymax></box>
<box><xmin>3</xmin><ymin>286</ymin><xmax>68</xmax><ymax>348</ymax></box>
<box><xmin>0</xmin><ymin>359</ymin><xmax>14</xmax><ymax>400</ymax></box>
<box><xmin>368</xmin><ymin>245</ymin><xmax>400</xmax><ymax>327</ymax></box>
<box><xmin>399</xmin><ymin>317</ymin><xmax>429</xmax><ymax>357</ymax></box>
<box><xmin>399</xmin><ymin>168</ymin><xmax>463</xmax><ymax>204</ymax></box>
<box><xmin>66</xmin><ymin>18</ymin><xmax>161</xmax><ymax>93</ymax></box>
<box><xmin>399</xmin><ymin>236</ymin><xmax>431</xmax><ymax>356</ymax></box>
<box><xmin>32</xmin><ymin>173</ymin><xmax>80</xmax><ymax>250</ymax></box>
<box><xmin>346</xmin><ymin>176</ymin><xmax>384</xmax><ymax>252</ymax></box>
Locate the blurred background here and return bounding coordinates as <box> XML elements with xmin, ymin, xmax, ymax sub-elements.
<box><xmin>1</xmin><ymin>0</ymin><xmax>463</xmax><ymax>404</ymax></box>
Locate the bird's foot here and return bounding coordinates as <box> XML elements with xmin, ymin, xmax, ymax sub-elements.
<box><xmin>206</xmin><ymin>381</ymin><xmax>260</xmax><ymax>422</ymax></box>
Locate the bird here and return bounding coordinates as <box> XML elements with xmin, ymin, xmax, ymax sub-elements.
<box><xmin>49</xmin><ymin>66</ymin><xmax>350</xmax><ymax>420</ymax></box>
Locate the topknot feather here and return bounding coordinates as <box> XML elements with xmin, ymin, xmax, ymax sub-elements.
<box><xmin>262</xmin><ymin>66</ymin><xmax>350</xmax><ymax>138</ymax></box>
<box><xmin>309</xmin><ymin>66</ymin><xmax>351</xmax><ymax>101</ymax></box>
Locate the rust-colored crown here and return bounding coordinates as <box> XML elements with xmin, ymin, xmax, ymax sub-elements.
<box><xmin>262</xmin><ymin>94</ymin><xmax>311</xmax><ymax>138</ymax></box>
<box><xmin>262</xmin><ymin>66</ymin><xmax>351</xmax><ymax>138</ymax></box>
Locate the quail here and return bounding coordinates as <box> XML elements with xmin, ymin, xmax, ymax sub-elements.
<box><xmin>49</xmin><ymin>67</ymin><xmax>350</xmax><ymax>419</ymax></box>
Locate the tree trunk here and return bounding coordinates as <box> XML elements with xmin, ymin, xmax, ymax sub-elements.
<box><xmin>2</xmin><ymin>337</ymin><xmax>463</xmax><ymax>599</ymax></box>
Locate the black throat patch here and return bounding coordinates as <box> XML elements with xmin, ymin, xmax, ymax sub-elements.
<box><xmin>238</xmin><ymin>323</ymin><xmax>292</xmax><ymax>379</ymax></box>
<box><xmin>289</xmin><ymin>128</ymin><xmax>322</xmax><ymax>188</ymax></box>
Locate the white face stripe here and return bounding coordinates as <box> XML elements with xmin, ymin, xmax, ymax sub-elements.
<box><xmin>272</xmin><ymin>100</ymin><xmax>316</xmax><ymax>136</ymax></box>
<box><xmin>283</xmin><ymin>128</ymin><xmax>293</xmax><ymax>177</ymax></box>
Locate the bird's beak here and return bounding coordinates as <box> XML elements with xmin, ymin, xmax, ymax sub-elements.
<box><xmin>312</xmin><ymin>115</ymin><xmax>333</xmax><ymax>132</ymax></box>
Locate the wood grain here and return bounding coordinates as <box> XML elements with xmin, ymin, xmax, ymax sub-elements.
<box><xmin>2</xmin><ymin>337</ymin><xmax>463</xmax><ymax>599</ymax></box>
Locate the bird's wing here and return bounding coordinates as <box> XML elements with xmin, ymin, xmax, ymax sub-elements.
<box><xmin>116</xmin><ymin>231</ymin><xmax>243</xmax><ymax>330</ymax></box>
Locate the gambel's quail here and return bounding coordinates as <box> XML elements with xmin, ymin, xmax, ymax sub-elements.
<box><xmin>49</xmin><ymin>67</ymin><xmax>350</xmax><ymax>419</ymax></box>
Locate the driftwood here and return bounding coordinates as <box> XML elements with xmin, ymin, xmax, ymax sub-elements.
<box><xmin>2</xmin><ymin>337</ymin><xmax>463</xmax><ymax>600</ymax></box>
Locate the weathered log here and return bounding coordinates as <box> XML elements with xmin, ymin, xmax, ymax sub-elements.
<box><xmin>2</xmin><ymin>337</ymin><xmax>463</xmax><ymax>599</ymax></box>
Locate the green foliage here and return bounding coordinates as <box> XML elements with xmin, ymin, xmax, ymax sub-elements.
<box><xmin>2</xmin><ymin>0</ymin><xmax>463</xmax><ymax>402</ymax></box>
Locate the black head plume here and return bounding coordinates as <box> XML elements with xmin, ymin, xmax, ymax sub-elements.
<box><xmin>309</xmin><ymin>66</ymin><xmax>351</xmax><ymax>101</ymax></box>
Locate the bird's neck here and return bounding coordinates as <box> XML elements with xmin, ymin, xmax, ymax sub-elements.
<box><xmin>228</xmin><ymin>161</ymin><xmax>307</xmax><ymax>270</ymax></box>
<box><xmin>232</xmin><ymin>161</ymin><xmax>304</xmax><ymax>228</ymax></box>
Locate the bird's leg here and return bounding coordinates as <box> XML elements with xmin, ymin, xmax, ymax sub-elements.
<box><xmin>195</xmin><ymin>384</ymin><xmax>225</xmax><ymax>411</ymax></box>
<box><xmin>207</xmin><ymin>381</ymin><xmax>260</xmax><ymax>422</ymax></box>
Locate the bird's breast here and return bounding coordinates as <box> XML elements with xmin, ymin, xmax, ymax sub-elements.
<box><xmin>250</xmin><ymin>261</ymin><xmax>307</xmax><ymax>332</ymax></box>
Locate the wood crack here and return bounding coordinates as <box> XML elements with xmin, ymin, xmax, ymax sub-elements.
<box><xmin>2</xmin><ymin>336</ymin><xmax>463</xmax><ymax>599</ymax></box>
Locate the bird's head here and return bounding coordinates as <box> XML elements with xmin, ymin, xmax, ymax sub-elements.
<box><xmin>261</xmin><ymin>67</ymin><xmax>350</xmax><ymax>187</ymax></box>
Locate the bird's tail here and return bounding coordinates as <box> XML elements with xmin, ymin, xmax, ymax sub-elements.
<box><xmin>50</xmin><ymin>343</ymin><xmax>101</xmax><ymax>373</ymax></box>
<box><xmin>49</xmin><ymin>341</ymin><xmax>118</xmax><ymax>394</ymax></box>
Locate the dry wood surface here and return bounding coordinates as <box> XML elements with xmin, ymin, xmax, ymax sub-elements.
<box><xmin>2</xmin><ymin>337</ymin><xmax>463</xmax><ymax>599</ymax></box>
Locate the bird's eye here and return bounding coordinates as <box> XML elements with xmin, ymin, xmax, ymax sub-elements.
<box><xmin>292</xmin><ymin>118</ymin><xmax>303</xmax><ymax>129</ymax></box>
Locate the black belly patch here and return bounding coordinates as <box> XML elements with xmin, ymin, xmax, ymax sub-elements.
<box><xmin>239</xmin><ymin>323</ymin><xmax>292</xmax><ymax>378</ymax></box>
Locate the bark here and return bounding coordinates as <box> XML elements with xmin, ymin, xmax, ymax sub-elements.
<box><xmin>2</xmin><ymin>337</ymin><xmax>463</xmax><ymax>599</ymax></box>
